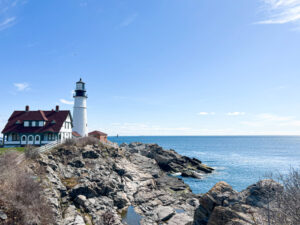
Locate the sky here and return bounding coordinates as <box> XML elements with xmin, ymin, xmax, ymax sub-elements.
<box><xmin>1</xmin><ymin>0</ymin><xmax>300</xmax><ymax>136</ymax></box>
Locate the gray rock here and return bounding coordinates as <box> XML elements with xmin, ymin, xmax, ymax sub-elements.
<box><xmin>82</xmin><ymin>150</ymin><xmax>99</xmax><ymax>159</ymax></box>
<box><xmin>63</xmin><ymin>205</ymin><xmax>85</xmax><ymax>225</ymax></box>
<box><xmin>70</xmin><ymin>184</ymin><xmax>98</xmax><ymax>199</ymax></box>
<box><xmin>167</xmin><ymin>213</ymin><xmax>193</xmax><ymax>225</ymax></box>
<box><xmin>0</xmin><ymin>210</ymin><xmax>7</xmax><ymax>220</ymax></box>
<box><xmin>156</xmin><ymin>205</ymin><xmax>175</xmax><ymax>222</ymax></box>
<box><xmin>113</xmin><ymin>192</ymin><xmax>129</xmax><ymax>209</ymax></box>
<box><xmin>193</xmin><ymin>180</ymin><xmax>282</xmax><ymax>225</ymax></box>
<box><xmin>68</xmin><ymin>159</ymin><xmax>85</xmax><ymax>168</ymax></box>
<box><xmin>240</xmin><ymin>179</ymin><xmax>283</xmax><ymax>207</ymax></box>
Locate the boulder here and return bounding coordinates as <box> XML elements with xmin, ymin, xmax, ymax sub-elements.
<box><xmin>113</xmin><ymin>192</ymin><xmax>129</xmax><ymax>209</ymax></box>
<box><xmin>193</xmin><ymin>180</ymin><xmax>282</xmax><ymax>225</ymax></box>
<box><xmin>68</xmin><ymin>159</ymin><xmax>85</xmax><ymax>168</ymax></box>
<box><xmin>240</xmin><ymin>179</ymin><xmax>283</xmax><ymax>207</ymax></box>
<box><xmin>63</xmin><ymin>205</ymin><xmax>85</xmax><ymax>225</ymax></box>
<box><xmin>70</xmin><ymin>184</ymin><xmax>98</xmax><ymax>199</ymax></box>
<box><xmin>122</xmin><ymin>143</ymin><xmax>214</xmax><ymax>177</ymax></box>
<box><xmin>0</xmin><ymin>210</ymin><xmax>7</xmax><ymax>220</ymax></box>
<box><xmin>167</xmin><ymin>213</ymin><xmax>193</xmax><ymax>225</ymax></box>
<box><xmin>82</xmin><ymin>150</ymin><xmax>99</xmax><ymax>159</ymax></box>
<box><xmin>155</xmin><ymin>205</ymin><xmax>175</xmax><ymax>222</ymax></box>
<box><xmin>75</xmin><ymin>195</ymin><xmax>87</xmax><ymax>207</ymax></box>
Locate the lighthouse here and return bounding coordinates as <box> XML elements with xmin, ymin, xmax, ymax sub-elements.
<box><xmin>73</xmin><ymin>78</ymin><xmax>88</xmax><ymax>137</ymax></box>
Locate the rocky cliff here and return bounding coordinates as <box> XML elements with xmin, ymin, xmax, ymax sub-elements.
<box><xmin>0</xmin><ymin>141</ymin><xmax>283</xmax><ymax>225</ymax></box>
<box><xmin>193</xmin><ymin>180</ymin><xmax>283</xmax><ymax>225</ymax></box>
<box><xmin>33</xmin><ymin>142</ymin><xmax>213</xmax><ymax>225</ymax></box>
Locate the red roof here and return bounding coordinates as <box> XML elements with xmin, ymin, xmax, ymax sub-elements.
<box><xmin>89</xmin><ymin>130</ymin><xmax>107</xmax><ymax>136</ymax></box>
<box><xmin>72</xmin><ymin>131</ymin><xmax>81</xmax><ymax>137</ymax></box>
<box><xmin>2</xmin><ymin>110</ymin><xmax>72</xmax><ymax>134</ymax></box>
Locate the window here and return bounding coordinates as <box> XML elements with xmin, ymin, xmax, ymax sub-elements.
<box><xmin>12</xmin><ymin>133</ymin><xmax>20</xmax><ymax>141</ymax></box>
<box><xmin>35</xmin><ymin>135</ymin><xmax>40</xmax><ymax>142</ymax></box>
<box><xmin>22</xmin><ymin>136</ymin><xmax>26</xmax><ymax>141</ymax></box>
<box><xmin>28</xmin><ymin>136</ymin><xmax>33</xmax><ymax>141</ymax></box>
<box><xmin>39</xmin><ymin>121</ymin><xmax>44</xmax><ymax>127</ymax></box>
<box><xmin>32</xmin><ymin>121</ymin><xmax>36</xmax><ymax>127</ymax></box>
<box><xmin>76</xmin><ymin>83</ymin><xmax>83</xmax><ymax>90</ymax></box>
<box><xmin>24</xmin><ymin>121</ymin><xmax>29</xmax><ymax>127</ymax></box>
<box><xmin>48</xmin><ymin>133</ymin><xmax>56</xmax><ymax>141</ymax></box>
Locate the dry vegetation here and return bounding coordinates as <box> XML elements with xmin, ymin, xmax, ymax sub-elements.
<box><xmin>63</xmin><ymin>136</ymin><xmax>101</xmax><ymax>148</ymax></box>
<box><xmin>253</xmin><ymin>169</ymin><xmax>300</xmax><ymax>225</ymax></box>
<box><xmin>271</xmin><ymin>169</ymin><xmax>300</xmax><ymax>225</ymax></box>
<box><xmin>0</xmin><ymin>151</ymin><xmax>54</xmax><ymax>225</ymax></box>
<box><xmin>24</xmin><ymin>145</ymin><xmax>40</xmax><ymax>160</ymax></box>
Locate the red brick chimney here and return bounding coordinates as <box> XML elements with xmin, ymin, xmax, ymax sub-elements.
<box><xmin>56</xmin><ymin>105</ymin><xmax>59</xmax><ymax>112</ymax></box>
<box><xmin>25</xmin><ymin>105</ymin><xmax>29</xmax><ymax>112</ymax></box>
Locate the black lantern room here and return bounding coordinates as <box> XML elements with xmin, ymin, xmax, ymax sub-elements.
<box><xmin>74</xmin><ymin>78</ymin><xmax>87</xmax><ymax>97</ymax></box>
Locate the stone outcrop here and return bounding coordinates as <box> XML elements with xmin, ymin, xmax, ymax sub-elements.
<box><xmin>34</xmin><ymin>143</ymin><xmax>202</xmax><ymax>225</ymax></box>
<box><xmin>193</xmin><ymin>180</ymin><xmax>283</xmax><ymax>225</ymax></box>
<box><xmin>16</xmin><ymin>141</ymin><xmax>282</xmax><ymax>225</ymax></box>
<box><xmin>121</xmin><ymin>142</ymin><xmax>214</xmax><ymax>177</ymax></box>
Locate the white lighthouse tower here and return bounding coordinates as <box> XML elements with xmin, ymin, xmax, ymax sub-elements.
<box><xmin>73</xmin><ymin>78</ymin><xmax>88</xmax><ymax>137</ymax></box>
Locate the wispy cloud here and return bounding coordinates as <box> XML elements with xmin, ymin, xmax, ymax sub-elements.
<box><xmin>259</xmin><ymin>0</ymin><xmax>300</xmax><ymax>24</ymax></box>
<box><xmin>0</xmin><ymin>16</ymin><xmax>15</xmax><ymax>31</ymax></box>
<box><xmin>60</xmin><ymin>99</ymin><xmax>74</xmax><ymax>105</ymax></box>
<box><xmin>120</xmin><ymin>13</ymin><xmax>138</xmax><ymax>27</ymax></box>
<box><xmin>14</xmin><ymin>82</ymin><xmax>30</xmax><ymax>91</ymax></box>
<box><xmin>197</xmin><ymin>112</ymin><xmax>215</xmax><ymax>116</ymax></box>
<box><xmin>227</xmin><ymin>112</ymin><xmax>246</xmax><ymax>116</ymax></box>
<box><xmin>0</xmin><ymin>0</ymin><xmax>27</xmax><ymax>32</ymax></box>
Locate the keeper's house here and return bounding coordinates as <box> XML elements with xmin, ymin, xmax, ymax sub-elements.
<box><xmin>1</xmin><ymin>105</ymin><xmax>73</xmax><ymax>147</ymax></box>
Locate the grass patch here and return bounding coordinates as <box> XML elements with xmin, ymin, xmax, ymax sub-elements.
<box><xmin>0</xmin><ymin>147</ymin><xmax>25</xmax><ymax>155</ymax></box>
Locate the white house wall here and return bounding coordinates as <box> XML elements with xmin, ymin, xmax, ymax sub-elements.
<box><xmin>59</xmin><ymin>114</ymin><xmax>73</xmax><ymax>141</ymax></box>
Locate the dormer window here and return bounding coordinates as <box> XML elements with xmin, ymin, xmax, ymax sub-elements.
<box><xmin>24</xmin><ymin>121</ymin><xmax>29</xmax><ymax>127</ymax></box>
<box><xmin>51</xmin><ymin>120</ymin><xmax>56</xmax><ymax>124</ymax></box>
<box><xmin>15</xmin><ymin>120</ymin><xmax>21</xmax><ymax>125</ymax></box>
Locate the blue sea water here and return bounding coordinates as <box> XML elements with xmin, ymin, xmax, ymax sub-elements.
<box><xmin>108</xmin><ymin>136</ymin><xmax>300</xmax><ymax>194</ymax></box>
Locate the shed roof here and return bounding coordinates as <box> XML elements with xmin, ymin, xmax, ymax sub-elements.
<box><xmin>88</xmin><ymin>130</ymin><xmax>107</xmax><ymax>136</ymax></box>
<box><xmin>72</xmin><ymin>131</ymin><xmax>81</xmax><ymax>137</ymax></box>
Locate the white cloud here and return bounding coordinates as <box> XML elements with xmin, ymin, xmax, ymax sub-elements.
<box><xmin>197</xmin><ymin>112</ymin><xmax>215</xmax><ymax>116</ymax></box>
<box><xmin>60</xmin><ymin>99</ymin><xmax>74</xmax><ymax>105</ymax></box>
<box><xmin>14</xmin><ymin>82</ymin><xmax>30</xmax><ymax>91</ymax></box>
<box><xmin>0</xmin><ymin>17</ymin><xmax>15</xmax><ymax>31</ymax></box>
<box><xmin>120</xmin><ymin>13</ymin><xmax>138</xmax><ymax>27</ymax></box>
<box><xmin>259</xmin><ymin>0</ymin><xmax>300</xmax><ymax>24</ymax></box>
<box><xmin>227</xmin><ymin>112</ymin><xmax>246</xmax><ymax>116</ymax></box>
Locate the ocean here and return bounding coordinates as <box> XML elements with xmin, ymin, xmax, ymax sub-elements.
<box><xmin>108</xmin><ymin>136</ymin><xmax>300</xmax><ymax>194</ymax></box>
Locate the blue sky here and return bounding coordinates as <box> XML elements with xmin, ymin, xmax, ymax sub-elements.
<box><xmin>1</xmin><ymin>0</ymin><xmax>300</xmax><ymax>136</ymax></box>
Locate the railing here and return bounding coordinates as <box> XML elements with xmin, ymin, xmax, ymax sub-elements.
<box><xmin>36</xmin><ymin>139</ymin><xmax>65</xmax><ymax>153</ymax></box>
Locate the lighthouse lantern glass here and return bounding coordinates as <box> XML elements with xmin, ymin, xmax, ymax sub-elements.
<box><xmin>77</xmin><ymin>83</ymin><xmax>83</xmax><ymax>90</ymax></box>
